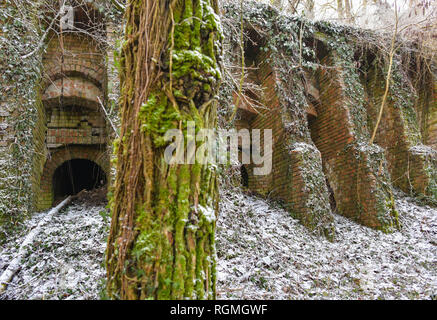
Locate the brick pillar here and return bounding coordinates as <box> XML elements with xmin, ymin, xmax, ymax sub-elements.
<box><xmin>426</xmin><ymin>70</ymin><xmax>437</xmax><ymax>149</ymax></box>
<box><xmin>37</xmin><ymin>28</ymin><xmax>109</xmax><ymax>210</ymax></box>
<box><xmin>311</xmin><ymin>54</ymin><xmax>398</xmax><ymax>231</ymax></box>
<box><xmin>366</xmin><ymin>62</ymin><xmax>437</xmax><ymax>198</ymax></box>
<box><xmin>239</xmin><ymin>51</ymin><xmax>335</xmax><ymax>239</ymax></box>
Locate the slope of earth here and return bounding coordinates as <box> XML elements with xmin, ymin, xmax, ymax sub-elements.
<box><xmin>0</xmin><ymin>193</ymin><xmax>109</xmax><ymax>300</ymax></box>
<box><xmin>216</xmin><ymin>189</ymin><xmax>437</xmax><ymax>300</ymax></box>
<box><xmin>0</xmin><ymin>188</ymin><xmax>435</xmax><ymax>300</ymax></box>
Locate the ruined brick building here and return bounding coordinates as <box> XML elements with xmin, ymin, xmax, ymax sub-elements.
<box><xmin>225</xmin><ymin>3</ymin><xmax>437</xmax><ymax>237</ymax></box>
<box><xmin>0</xmin><ymin>1</ymin><xmax>435</xmax><ymax>238</ymax></box>
<box><xmin>0</xmin><ymin>2</ymin><xmax>113</xmax><ymax>216</ymax></box>
<box><xmin>36</xmin><ymin>5</ymin><xmax>109</xmax><ymax>209</ymax></box>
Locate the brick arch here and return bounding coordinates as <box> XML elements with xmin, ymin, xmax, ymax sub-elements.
<box><xmin>42</xmin><ymin>77</ymin><xmax>103</xmax><ymax>110</ymax></box>
<box><xmin>43</xmin><ymin>70</ymin><xmax>104</xmax><ymax>91</ymax></box>
<box><xmin>42</xmin><ymin>33</ymin><xmax>106</xmax><ymax>89</ymax></box>
<box><xmin>37</xmin><ymin>146</ymin><xmax>109</xmax><ymax>210</ymax></box>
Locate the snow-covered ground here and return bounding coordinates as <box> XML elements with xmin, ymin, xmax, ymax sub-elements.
<box><xmin>216</xmin><ymin>189</ymin><xmax>437</xmax><ymax>300</ymax></box>
<box><xmin>0</xmin><ymin>203</ymin><xmax>108</xmax><ymax>300</ymax></box>
<box><xmin>0</xmin><ymin>189</ymin><xmax>436</xmax><ymax>300</ymax></box>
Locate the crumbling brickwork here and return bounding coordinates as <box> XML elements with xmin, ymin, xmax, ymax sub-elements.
<box><xmin>35</xmin><ymin>6</ymin><xmax>109</xmax><ymax>210</ymax></box>
<box><xmin>45</xmin><ymin>107</ymin><xmax>106</xmax><ymax>146</ymax></box>
<box><xmin>235</xmin><ymin>50</ymin><xmax>335</xmax><ymax>238</ymax></box>
<box><xmin>43</xmin><ymin>34</ymin><xmax>106</xmax><ymax>89</ymax></box>
<box><xmin>233</xmin><ymin>31</ymin><xmax>435</xmax><ymax>235</ymax></box>
<box><xmin>1</xmin><ymin>1</ymin><xmax>435</xmax><ymax>237</ymax></box>
<box><xmin>425</xmin><ymin>71</ymin><xmax>437</xmax><ymax>149</ymax></box>
<box><xmin>309</xmin><ymin>54</ymin><xmax>397</xmax><ymax>230</ymax></box>
<box><xmin>364</xmin><ymin>60</ymin><xmax>437</xmax><ymax>197</ymax></box>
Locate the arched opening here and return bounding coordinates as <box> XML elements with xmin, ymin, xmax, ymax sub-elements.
<box><xmin>52</xmin><ymin>159</ymin><xmax>106</xmax><ymax>200</ymax></box>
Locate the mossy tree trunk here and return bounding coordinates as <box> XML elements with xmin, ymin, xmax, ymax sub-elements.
<box><xmin>106</xmin><ymin>0</ymin><xmax>223</xmax><ymax>300</ymax></box>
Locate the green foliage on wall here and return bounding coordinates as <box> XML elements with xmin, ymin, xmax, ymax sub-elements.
<box><xmin>0</xmin><ymin>3</ymin><xmax>44</xmax><ymax>231</ymax></box>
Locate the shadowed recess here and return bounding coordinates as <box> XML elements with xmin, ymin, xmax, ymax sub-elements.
<box><xmin>52</xmin><ymin>159</ymin><xmax>106</xmax><ymax>200</ymax></box>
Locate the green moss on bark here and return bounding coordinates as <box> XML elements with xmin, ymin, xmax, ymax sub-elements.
<box><xmin>106</xmin><ymin>0</ymin><xmax>222</xmax><ymax>300</ymax></box>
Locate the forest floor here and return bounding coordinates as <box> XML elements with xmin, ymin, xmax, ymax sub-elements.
<box><xmin>0</xmin><ymin>188</ymin><xmax>436</xmax><ymax>300</ymax></box>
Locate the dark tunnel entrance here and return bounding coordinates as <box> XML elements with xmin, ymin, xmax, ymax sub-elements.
<box><xmin>53</xmin><ymin>159</ymin><xmax>106</xmax><ymax>200</ymax></box>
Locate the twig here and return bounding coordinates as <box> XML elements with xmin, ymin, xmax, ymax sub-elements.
<box><xmin>21</xmin><ymin>9</ymin><xmax>62</xmax><ymax>59</ymax></box>
<box><xmin>369</xmin><ymin>0</ymin><xmax>399</xmax><ymax>145</ymax></box>
<box><xmin>299</xmin><ymin>20</ymin><xmax>304</xmax><ymax>68</ymax></box>
<box><xmin>110</xmin><ymin>0</ymin><xmax>125</xmax><ymax>12</ymax></box>
<box><xmin>97</xmin><ymin>96</ymin><xmax>120</xmax><ymax>138</ymax></box>
<box><xmin>228</xmin><ymin>0</ymin><xmax>245</xmax><ymax>123</ymax></box>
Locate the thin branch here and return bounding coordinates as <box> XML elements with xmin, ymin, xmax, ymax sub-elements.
<box><xmin>228</xmin><ymin>0</ymin><xmax>246</xmax><ymax>122</ymax></box>
<box><xmin>0</xmin><ymin>196</ymin><xmax>72</xmax><ymax>294</ymax></box>
<box><xmin>21</xmin><ymin>9</ymin><xmax>62</xmax><ymax>59</ymax></box>
<box><xmin>110</xmin><ymin>0</ymin><xmax>126</xmax><ymax>12</ymax></box>
<box><xmin>97</xmin><ymin>96</ymin><xmax>120</xmax><ymax>138</ymax></box>
<box><xmin>370</xmin><ymin>0</ymin><xmax>399</xmax><ymax>145</ymax></box>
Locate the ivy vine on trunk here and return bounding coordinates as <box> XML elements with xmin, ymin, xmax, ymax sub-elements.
<box><xmin>105</xmin><ymin>0</ymin><xmax>223</xmax><ymax>300</ymax></box>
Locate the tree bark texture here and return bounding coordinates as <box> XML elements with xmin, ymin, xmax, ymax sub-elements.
<box><xmin>106</xmin><ymin>0</ymin><xmax>223</xmax><ymax>300</ymax></box>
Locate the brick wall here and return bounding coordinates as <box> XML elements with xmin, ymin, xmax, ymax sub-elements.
<box><xmin>426</xmin><ymin>73</ymin><xmax>437</xmax><ymax>149</ymax></box>
<box><xmin>30</xmin><ymin>90</ymin><xmax>48</xmax><ymax>210</ymax></box>
<box><xmin>309</xmin><ymin>54</ymin><xmax>397</xmax><ymax>230</ymax></box>
<box><xmin>0</xmin><ymin>8</ymin><xmax>47</xmax><ymax>221</ymax></box>
<box><xmin>36</xmin><ymin>29</ymin><xmax>109</xmax><ymax>209</ymax></box>
<box><xmin>0</xmin><ymin>4</ymin><xmax>111</xmax><ymax>217</ymax></box>
<box><xmin>43</xmin><ymin>77</ymin><xmax>103</xmax><ymax>109</ymax></box>
<box><xmin>43</xmin><ymin>33</ymin><xmax>106</xmax><ymax>89</ymax></box>
<box><xmin>365</xmin><ymin>62</ymin><xmax>436</xmax><ymax>196</ymax></box>
<box><xmin>46</xmin><ymin>106</ymin><xmax>106</xmax><ymax>147</ymax></box>
<box><xmin>235</xmin><ymin>50</ymin><xmax>335</xmax><ymax>238</ymax></box>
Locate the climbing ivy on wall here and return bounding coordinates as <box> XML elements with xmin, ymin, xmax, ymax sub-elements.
<box><xmin>220</xmin><ymin>1</ymin><xmax>414</xmax><ymax>232</ymax></box>
<box><xmin>0</xmin><ymin>0</ymin><xmax>123</xmax><ymax>233</ymax></box>
<box><xmin>220</xmin><ymin>2</ymin><xmax>340</xmax><ymax>238</ymax></box>
<box><xmin>221</xmin><ymin>1</ymin><xmax>410</xmax><ymax>141</ymax></box>
<box><xmin>0</xmin><ymin>2</ymin><xmax>43</xmax><ymax>232</ymax></box>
